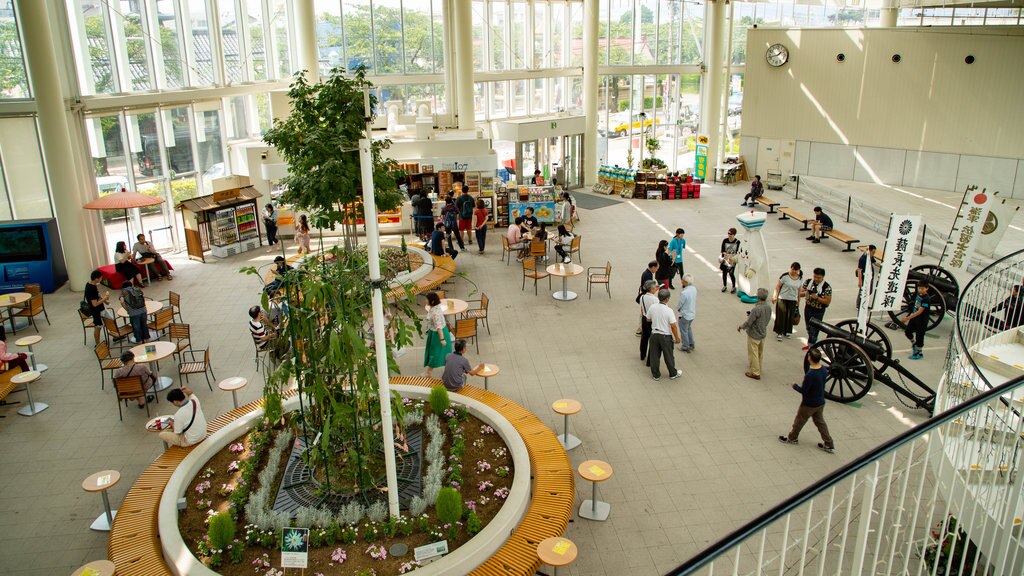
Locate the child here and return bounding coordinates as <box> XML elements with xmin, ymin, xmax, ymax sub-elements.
<box><xmin>903</xmin><ymin>284</ymin><xmax>930</xmax><ymax>359</ymax></box>
<box><xmin>0</xmin><ymin>325</ymin><xmax>30</xmax><ymax>372</ymax></box>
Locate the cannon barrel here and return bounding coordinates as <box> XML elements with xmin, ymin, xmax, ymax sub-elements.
<box><xmin>807</xmin><ymin>317</ymin><xmax>887</xmax><ymax>360</ymax></box>
<box><xmin>906</xmin><ymin>269</ymin><xmax>958</xmax><ymax>296</ymax></box>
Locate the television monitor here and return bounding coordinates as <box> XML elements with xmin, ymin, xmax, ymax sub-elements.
<box><xmin>0</xmin><ymin>225</ymin><xmax>47</xmax><ymax>264</ymax></box>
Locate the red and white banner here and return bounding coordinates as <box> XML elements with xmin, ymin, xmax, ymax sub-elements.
<box><xmin>975</xmin><ymin>195</ymin><xmax>1018</xmax><ymax>258</ymax></box>
<box><xmin>946</xmin><ymin>186</ymin><xmax>993</xmax><ymax>273</ymax></box>
<box><xmin>876</xmin><ymin>215</ymin><xmax>921</xmax><ymax>311</ymax></box>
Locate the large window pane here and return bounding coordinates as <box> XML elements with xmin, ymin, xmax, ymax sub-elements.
<box><xmin>510</xmin><ymin>1</ymin><xmax>526</xmax><ymax>69</ymax></box>
<box><xmin>344</xmin><ymin>0</ymin><xmax>373</xmax><ymax>72</ymax></box>
<box><xmin>374</xmin><ymin>0</ymin><xmax>403</xmax><ymax>74</ymax></box>
<box><xmin>187</xmin><ymin>0</ymin><xmax>215</xmax><ymax>85</ymax></box>
<box><xmin>608</xmin><ymin>1</ymin><xmax>632</xmax><ymax>65</ymax></box>
<box><xmin>0</xmin><ymin>7</ymin><xmax>29</xmax><ymax>97</ymax></box>
<box><xmin>569</xmin><ymin>2</ymin><xmax>583</xmax><ymax>67</ymax></box>
<box><xmin>129</xmin><ymin>112</ymin><xmax>163</xmax><ymax>179</ymax></box>
<box><xmin>491</xmin><ymin>1</ymin><xmax>506</xmax><ymax>71</ymax></box>
<box><xmin>218</xmin><ymin>0</ymin><xmax>243</xmax><ymax>82</ymax></box>
<box><xmin>472</xmin><ymin>1</ymin><xmax>484</xmax><ymax>70</ymax></box>
<box><xmin>316</xmin><ymin>0</ymin><xmax>344</xmax><ymax>75</ymax></box>
<box><xmin>156</xmin><ymin>0</ymin><xmax>185</xmax><ymax>88</ymax></box>
<box><xmin>247</xmin><ymin>0</ymin><xmax>268</xmax><ymax>80</ymax></box>
<box><xmin>404</xmin><ymin>0</ymin><xmax>434</xmax><ymax>73</ymax></box>
<box><xmin>115</xmin><ymin>0</ymin><xmax>153</xmax><ymax>90</ymax></box>
<box><xmin>534</xmin><ymin>2</ymin><xmax>548</xmax><ymax>68</ymax></box>
<box><xmin>0</xmin><ymin>118</ymin><xmax>50</xmax><ymax>218</ymax></box>
<box><xmin>634</xmin><ymin>0</ymin><xmax>655</xmax><ymax>66</ymax></box>
<box><xmin>271</xmin><ymin>0</ymin><xmax>291</xmax><ymax>78</ymax></box>
<box><xmin>431</xmin><ymin>0</ymin><xmax>445</xmax><ymax>73</ymax></box>
<box><xmin>490</xmin><ymin>80</ymin><xmax>507</xmax><ymax>119</ymax></box>
<box><xmin>511</xmin><ymin>79</ymin><xmax>527</xmax><ymax>116</ymax></box>
<box><xmin>551</xmin><ymin>3</ymin><xmax>564</xmax><ymax>68</ymax></box>
<box><xmin>196</xmin><ymin>109</ymin><xmax>225</xmax><ymax>195</ymax></box>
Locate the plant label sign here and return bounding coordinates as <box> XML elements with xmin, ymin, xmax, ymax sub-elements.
<box><xmin>281</xmin><ymin>527</ymin><xmax>309</xmax><ymax>568</ymax></box>
<box><xmin>414</xmin><ymin>540</ymin><xmax>449</xmax><ymax>564</ymax></box>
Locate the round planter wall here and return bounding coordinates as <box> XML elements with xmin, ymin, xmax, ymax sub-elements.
<box><xmin>159</xmin><ymin>385</ymin><xmax>531</xmax><ymax>576</ymax></box>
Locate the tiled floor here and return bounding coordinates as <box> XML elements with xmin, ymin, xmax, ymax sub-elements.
<box><xmin>0</xmin><ymin>179</ymin><xmax>954</xmax><ymax>575</ymax></box>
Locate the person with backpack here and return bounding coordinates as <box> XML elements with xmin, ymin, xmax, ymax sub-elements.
<box><xmin>441</xmin><ymin>197</ymin><xmax>465</xmax><ymax>250</ymax></box>
<box><xmin>416</xmin><ymin>192</ymin><xmax>435</xmax><ymax>240</ymax></box>
<box><xmin>456</xmin><ymin>187</ymin><xmax>476</xmax><ymax>246</ymax></box>
<box><xmin>119</xmin><ymin>279</ymin><xmax>149</xmax><ymax>344</ymax></box>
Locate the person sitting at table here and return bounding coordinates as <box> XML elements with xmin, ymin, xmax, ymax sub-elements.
<box><xmin>132</xmin><ymin>233</ymin><xmax>172</xmax><ymax>280</ymax></box>
<box><xmin>506</xmin><ymin>217</ymin><xmax>529</xmax><ymax>262</ymax></box>
<box><xmin>0</xmin><ymin>326</ymin><xmax>29</xmax><ymax>373</ymax></box>
<box><xmin>113</xmin><ymin>241</ymin><xmax>144</xmax><ymax>287</ymax></box>
<box><xmin>554</xmin><ymin>225</ymin><xmax>575</xmax><ymax>264</ymax></box>
<box><xmin>113</xmin><ymin>351</ymin><xmax>156</xmax><ymax>408</ymax></box>
<box><xmin>265</xmin><ymin>256</ymin><xmax>292</xmax><ymax>293</ymax></box>
<box><xmin>534</xmin><ymin>222</ymin><xmax>549</xmax><ymax>242</ymax></box>
<box><xmin>85</xmin><ymin>270</ymin><xmax>112</xmax><ymax>346</ymax></box>
<box><xmin>119</xmin><ymin>279</ymin><xmax>149</xmax><ymax>344</ymax></box>
<box><xmin>522</xmin><ymin>207</ymin><xmax>539</xmax><ymax>230</ymax></box>
<box><xmin>160</xmin><ymin>386</ymin><xmax>207</xmax><ymax>447</ymax></box>
<box><xmin>441</xmin><ymin>339</ymin><xmax>486</xmax><ymax>392</ymax></box>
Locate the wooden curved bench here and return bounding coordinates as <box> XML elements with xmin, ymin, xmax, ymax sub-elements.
<box><xmin>108</xmin><ymin>378</ymin><xmax>573</xmax><ymax>576</ymax></box>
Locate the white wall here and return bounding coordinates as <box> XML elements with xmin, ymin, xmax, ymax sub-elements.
<box><xmin>743</xmin><ymin>27</ymin><xmax>1024</xmax><ymax>196</ymax></box>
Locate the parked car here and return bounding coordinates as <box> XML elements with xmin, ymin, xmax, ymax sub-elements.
<box><xmin>608</xmin><ymin>113</ymin><xmax>658</xmax><ymax>138</ymax></box>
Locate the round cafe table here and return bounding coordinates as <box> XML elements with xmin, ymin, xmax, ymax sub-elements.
<box><xmin>0</xmin><ymin>292</ymin><xmax>30</xmax><ymax>333</ymax></box>
<box><xmin>82</xmin><ymin>470</ymin><xmax>120</xmax><ymax>531</ymax></box>
<box><xmin>536</xmin><ymin>537</ymin><xmax>578</xmax><ymax>576</ymax></box>
<box><xmin>146</xmin><ymin>415</ymin><xmax>174</xmax><ymax>450</ymax></box>
<box><xmin>218</xmin><ymin>376</ymin><xmax>248</xmax><ymax>408</ymax></box>
<box><xmin>116</xmin><ymin>298</ymin><xmax>163</xmax><ymax>318</ymax></box>
<box><xmin>578</xmin><ymin>459</ymin><xmax>614</xmax><ymax>521</ymax></box>
<box><xmin>15</xmin><ymin>334</ymin><xmax>47</xmax><ymax>372</ymax></box>
<box><xmin>130</xmin><ymin>341</ymin><xmax>176</xmax><ymax>391</ymax></box>
<box><xmin>477</xmin><ymin>363</ymin><xmax>500</xmax><ymax>390</ymax></box>
<box><xmin>136</xmin><ymin>257</ymin><xmax>155</xmax><ymax>284</ymax></box>
<box><xmin>12</xmin><ymin>370</ymin><xmax>46</xmax><ymax>416</ymax></box>
<box><xmin>71</xmin><ymin>559</ymin><xmax>116</xmax><ymax>576</ymax></box>
<box><xmin>546</xmin><ymin>263</ymin><xmax>584</xmax><ymax>301</ymax></box>
<box><xmin>426</xmin><ymin>298</ymin><xmax>468</xmax><ymax>316</ymax></box>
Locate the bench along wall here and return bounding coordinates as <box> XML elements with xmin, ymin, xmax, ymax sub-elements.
<box><xmin>740</xmin><ymin>26</ymin><xmax>1024</xmax><ymax>197</ymax></box>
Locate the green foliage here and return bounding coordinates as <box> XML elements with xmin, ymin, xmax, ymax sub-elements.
<box><xmin>227</xmin><ymin>539</ymin><xmax>245</xmax><ymax>564</ymax></box>
<box><xmin>207</xmin><ymin>512</ymin><xmax>236</xmax><ymax>551</ymax></box>
<box><xmin>262</xmin><ymin>68</ymin><xmax>403</xmax><ymax>231</ymax></box>
<box><xmin>341</xmin><ymin>525</ymin><xmax>358</xmax><ymax>545</ymax></box>
<box><xmin>0</xmin><ymin>21</ymin><xmax>27</xmax><ymax>96</ymax></box>
<box><xmin>429</xmin><ymin>386</ymin><xmax>450</xmax><ymax>415</ymax></box>
<box><xmin>416</xmin><ymin>515</ymin><xmax>430</xmax><ymax>533</ymax></box>
<box><xmin>435</xmin><ymin>487</ymin><xmax>463</xmax><ymax>525</ymax></box>
<box><xmin>465</xmin><ymin>511</ymin><xmax>481</xmax><ymax>536</ymax></box>
<box><xmin>642</xmin><ymin>158</ymin><xmax>667</xmax><ymax>170</ymax></box>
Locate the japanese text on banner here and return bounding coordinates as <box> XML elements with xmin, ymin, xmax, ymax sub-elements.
<box><xmin>946</xmin><ymin>186</ymin><xmax>992</xmax><ymax>273</ymax></box>
<box><xmin>875</xmin><ymin>216</ymin><xmax>921</xmax><ymax>311</ymax></box>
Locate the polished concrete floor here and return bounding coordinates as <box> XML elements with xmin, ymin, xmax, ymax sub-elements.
<box><xmin>0</xmin><ymin>176</ymin><xmax>970</xmax><ymax>575</ymax></box>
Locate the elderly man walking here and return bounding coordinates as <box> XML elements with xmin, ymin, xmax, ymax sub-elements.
<box><xmin>676</xmin><ymin>274</ymin><xmax>697</xmax><ymax>352</ymax></box>
<box><xmin>646</xmin><ymin>288</ymin><xmax>682</xmax><ymax>381</ymax></box>
<box><xmin>737</xmin><ymin>288</ymin><xmax>772</xmax><ymax>380</ymax></box>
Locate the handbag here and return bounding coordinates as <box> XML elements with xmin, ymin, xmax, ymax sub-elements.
<box><xmin>793</xmin><ymin>311</ymin><xmax>802</xmax><ymax>327</ymax></box>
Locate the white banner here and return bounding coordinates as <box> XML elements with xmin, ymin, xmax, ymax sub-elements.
<box><xmin>876</xmin><ymin>215</ymin><xmax>921</xmax><ymax>311</ymax></box>
<box><xmin>857</xmin><ymin>249</ymin><xmax>872</xmax><ymax>328</ymax></box>
<box><xmin>975</xmin><ymin>195</ymin><xmax>1019</xmax><ymax>258</ymax></box>
<box><xmin>946</xmin><ymin>187</ymin><xmax>993</xmax><ymax>273</ymax></box>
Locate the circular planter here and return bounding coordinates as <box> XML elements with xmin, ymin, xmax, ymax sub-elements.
<box><xmin>159</xmin><ymin>385</ymin><xmax>530</xmax><ymax>576</ymax></box>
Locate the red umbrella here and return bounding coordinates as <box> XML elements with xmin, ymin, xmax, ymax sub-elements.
<box><xmin>83</xmin><ymin>190</ymin><xmax>164</xmax><ymax>242</ymax></box>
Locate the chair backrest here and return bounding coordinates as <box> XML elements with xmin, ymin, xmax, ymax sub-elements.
<box><xmin>523</xmin><ymin>258</ymin><xmax>537</xmax><ymax>272</ymax></box>
<box><xmin>571</xmin><ymin>236</ymin><xmax>581</xmax><ymax>250</ymax></box>
<box><xmin>79</xmin><ymin>309</ymin><xmax>90</xmax><ymax>322</ymax></box>
<box><xmin>529</xmin><ymin>240</ymin><xmax>546</xmax><ymax>257</ymax></box>
<box><xmin>24</xmin><ymin>283</ymin><xmax>41</xmax><ymax>295</ymax></box>
<box><xmin>168</xmin><ymin>322</ymin><xmax>190</xmax><ymax>340</ymax></box>
<box><xmin>605</xmin><ymin>261</ymin><xmax>612</xmax><ymax>275</ymax></box>
<box><xmin>480</xmin><ymin>293</ymin><xmax>489</xmax><ymax>310</ymax></box>
<box><xmin>455</xmin><ymin>319</ymin><xmax>476</xmax><ymax>337</ymax></box>
<box><xmin>203</xmin><ymin>348</ymin><xmax>211</xmax><ymax>366</ymax></box>
<box><xmin>114</xmin><ymin>375</ymin><xmax>144</xmax><ymax>400</ymax></box>
<box><xmin>153</xmin><ymin>307</ymin><xmax>173</xmax><ymax>326</ymax></box>
<box><xmin>27</xmin><ymin>294</ymin><xmax>43</xmax><ymax>313</ymax></box>
<box><xmin>502</xmin><ymin>235</ymin><xmax>510</xmax><ymax>249</ymax></box>
<box><xmin>95</xmin><ymin>341</ymin><xmax>110</xmax><ymax>362</ymax></box>
<box><xmin>169</xmin><ymin>291</ymin><xmax>180</xmax><ymax>308</ymax></box>
<box><xmin>102</xmin><ymin>315</ymin><xmax>120</xmax><ymax>332</ymax></box>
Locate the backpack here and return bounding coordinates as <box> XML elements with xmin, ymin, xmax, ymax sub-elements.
<box><xmin>443</xmin><ymin>206</ymin><xmax>458</xmax><ymax>230</ymax></box>
<box><xmin>458</xmin><ymin>194</ymin><xmax>474</xmax><ymax>219</ymax></box>
<box><xmin>124</xmin><ymin>286</ymin><xmax>145</xmax><ymax>310</ymax></box>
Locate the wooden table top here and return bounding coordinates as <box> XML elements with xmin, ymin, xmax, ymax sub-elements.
<box><xmin>130</xmin><ymin>341</ymin><xmax>176</xmax><ymax>363</ymax></box>
<box><xmin>82</xmin><ymin>470</ymin><xmax>121</xmax><ymax>492</ymax></box>
<box><xmin>478</xmin><ymin>364</ymin><xmax>500</xmax><ymax>378</ymax></box>
<box><xmin>578</xmin><ymin>460</ymin><xmax>613</xmax><ymax>482</ymax></box>
<box><xmin>0</xmin><ymin>292</ymin><xmax>30</xmax><ymax>308</ymax></box>
<box><xmin>218</xmin><ymin>376</ymin><xmax>248</xmax><ymax>391</ymax></box>
<box><xmin>71</xmin><ymin>559</ymin><xmax>116</xmax><ymax>576</ymax></box>
<box><xmin>427</xmin><ymin>298</ymin><xmax>468</xmax><ymax>316</ymax></box>
<box><xmin>15</xmin><ymin>335</ymin><xmax>42</xmax><ymax>347</ymax></box>
<box><xmin>536</xmin><ymin>537</ymin><xmax>578</xmax><ymax>567</ymax></box>
<box><xmin>11</xmin><ymin>370</ymin><xmax>40</xmax><ymax>384</ymax></box>
<box><xmin>136</xmin><ymin>257</ymin><xmax>155</xmax><ymax>265</ymax></box>
<box><xmin>551</xmin><ymin>398</ymin><xmax>581</xmax><ymax>416</ymax></box>
<box><xmin>546</xmin><ymin>263</ymin><xmax>584</xmax><ymax>277</ymax></box>
<box><xmin>116</xmin><ymin>298</ymin><xmax>163</xmax><ymax>318</ymax></box>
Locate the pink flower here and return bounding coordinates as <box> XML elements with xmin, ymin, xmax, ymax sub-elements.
<box><xmin>366</xmin><ymin>543</ymin><xmax>387</xmax><ymax>561</ymax></box>
<box><xmin>478</xmin><ymin>480</ymin><xmax>493</xmax><ymax>492</ymax></box>
<box><xmin>227</xmin><ymin>460</ymin><xmax>239</xmax><ymax>473</ymax></box>
<box><xmin>228</xmin><ymin>442</ymin><xmax>245</xmax><ymax>453</ymax></box>
<box><xmin>330</xmin><ymin>548</ymin><xmax>347</xmax><ymax>563</ymax></box>
<box><xmin>494</xmin><ymin>487</ymin><xmax>510</xmax><ymax>500</ymax></box>
<box><xmin>194</xmin><ymin>480</ymin><xmax>211</xmax><ymax>494</ymax></box>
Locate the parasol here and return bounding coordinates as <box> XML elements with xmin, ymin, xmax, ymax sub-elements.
<box><xmin>83</xmin><ymin>190</ymin><xmax>164</xmax><ymax>243</ymax></box>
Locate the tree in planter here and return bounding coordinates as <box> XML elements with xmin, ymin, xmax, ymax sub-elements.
<box><xmin>641</xmin><ymin>136</ymin><xmax>666</xmax><ymax>170</ymax></box>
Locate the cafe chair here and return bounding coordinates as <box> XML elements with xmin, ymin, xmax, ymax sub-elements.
<box><xmin>463</xmin><ymin>293</ymin><xmax>490</xmax><ymax>335</ymax></box>
<box><xmin>162</xmin><ymin>291</ymin><xmax>184</xmax><ymax>323</ymax></box>
<box><xmin>102</xmin><ymin>316</ymin><xmax>133</xmax><ymax>352</ymax></box>
<box><xmin>12</xmin><ymin>294</ymin><xmax>49</xmax><ymax>333</ymax></box>
<box><xmin>501</xmin><ymin>236</ymin><xmax>513</xmax><ymax>265</ymax></box>
<box><xmin>568</xmin><ymin>235</ymin><xmax>582</xmax><ymax>264</ymax></box>
<box><xmin>451</xmin><ymin>318</ymin><xmax>480</xmax><ymax>354</ymax></box>
<box><xmin>587</xmin><ymin>262</ymin><xmax>613</xmax><ymax>299</ymax></box>
<box><xmin>168</xmin><ymin>323</ymin><xmax>191</xmax><ymax>360</ymax></box>
<box><xmin>78</xmin><ymin>309</ymin><xmax>96</xmax><ymax>346</ymax></box>
<box><xmin>179</xmin><ymin>348</ymin><xmax>215</xmax><ymax>391</ymax></box>
<box><xmin>114</xmin><ymin>375</ymin><xmax>150</xmax><ymax>421</ymax></box>
<box><xmin>147</xmin><ymin>308</ymin><xmax>174</xmax><ymax>339</ymax></box>
<box><xmin>93</xmin><ymin>341</ymin><xmax>123</xmax><ymax>391</ymax></box>
<box><xmin>529</xmin><ymin>238</ymin><xmax>547</xmax><ymax>263</ymax></box>
<box><xmin>522</xmin><ymin>259</ymin><xmax>551</xmax><ymax>296</ymax></box>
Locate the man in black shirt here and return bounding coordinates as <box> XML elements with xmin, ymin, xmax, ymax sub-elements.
<box><xmin>635</xmin><ymin>260</ymin><xmax>659</xmax><ymax>335</ymax></box>
<box><xmin>522</xmin><ymin>207</ymin><xmax>539</xmax><ymax>230</ymax></box>
<box><xmin>416</xmin><ymin>193</ymin><xmax>435</xmax><ymax>239</ymax></box>
<box><xmin>808</xmin><ymin>206</ymin><xmax>833</xmax><ymax>243</ymax></box>
<box><xmin>779</xmin><ymin>348</ymin><xmax>835</xmax><ymax>453</ymax></box>
<box><xmin>85</xmin><ymin>270</ymin><xmax>110</xmax><ymax>346</ymax></box>
<box><xmin>429</xmin><ymin>222</ymin><xmax>458</xmax><ymax>259</ymax></box>
<box><xmin>799</xmin><ymin>267</ymin><xmax>832</xmax><ymax>350</ymax></box>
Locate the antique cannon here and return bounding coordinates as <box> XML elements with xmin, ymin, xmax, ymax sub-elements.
<box><xmin>886</xmin><ymin>264</ymin><xmax>961</xmax><ymax>331</ymax></box>
<box><xmin>804</xmin><ymin>317</ymin><xmax>936</xmax><ymax>415</ymax></box>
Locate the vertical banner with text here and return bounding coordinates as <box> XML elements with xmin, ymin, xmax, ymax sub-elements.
<box><xmin>876</xmin><ymin>215</ymin><xmax>921</xmax><ymax>311</ymax></box>
<box><xmin>694</xmin><ymin>135</ymin><xmax>709</xmax><ymax>180</ymax></box>
<box><xmin>946</xmin><ymin>186</ymin><xmax>993</xmax><ymax>273</ymax></box>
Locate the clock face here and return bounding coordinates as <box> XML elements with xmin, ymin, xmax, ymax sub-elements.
<box><xmin>766</xmin><ymin>43</ymin><xmax>789</xmax><ymax>67</ymax></box>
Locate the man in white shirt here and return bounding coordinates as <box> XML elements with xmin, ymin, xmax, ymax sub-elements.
<box><xmin>159</xmin><ymin>387</ymin><xmax>207</xmax><ymax>447</ymax></box>
<box><xmin>132</xmin><ymin>233</ymin><xmax>172</xmax><ymax>280</ymax></box>
<box><xmin>638</xmin><ymin>279</ymin><xmax>659</xmax><ymax>363</ymax></box>
<box><xmin>645</xmin><ymin>288</ymin><xmax>682</xmax><ymax>381</ymax></box>
<box><xmin>676</xmin><ymin>274</ymin><xmax>697</xmax><ymax>352</ymax></box>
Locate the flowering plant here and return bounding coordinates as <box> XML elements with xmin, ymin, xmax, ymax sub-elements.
<box><xmin>227</xmin><ymin>460</ymin><xmax>239</xmax><ymax>473</ymax></box>
<box><xmin>366</xmin><ymin>543</ymin><xmax>388</xmax><ymax>561</ymax></box>
<box><xmin>472</xmin><ymin>438</ymin><xmax>485</xmax><ymax>449</ymax></box>
<box><xmin>194</xmin><ymin>480</ymin><xmax>211</xmax><ymax>494</ymax></box>
<box><xmin>398</xmin><ymin>560</ymin><xmax>422</xmax><ymax>574</ymax></box>
<box><xmin>465</xmin><ymin>500</ymin><xmax>477</xmax><ymax>512</ymax></box>
<box><xmin>480</xmin><ymin>424</ymin><xmax>495</xmax><ymax>435</ymax></box>
<box><xmin>476</xmin><ymin>460</ymin><xmax>491</xmax><ymax>473</ymax></box>
<box><xmin>494</xmin><ymin>487</ymin><xmax>510</xmax><ymax>500</ymax></box>
<box><xmin>218</xmin><ymin>483</ymin><xmax>235</xmax><ymax>496</ymax></box>
<box><xmin>331</xmin><ymin>547</ymin><xmax>347</xmax><ymax>563</ymax></box>
<box><xmin>496</xmin><ymin>465</ymin><xmax>510</xmax><ymax>478</ymax></box>
<box><xmin>228</xmin><ymin>442</ymin><xmax>245</xmax><ymax>453</ymax></box>
<box><xmin>491</xmin><ymin>447</ymin><xmax>508</xmax><ymax>459</ymax></box>
<box><xmin>478</xmin><ymin>480</ymin><xmax>493</xmax><ymax>492</ymax></box>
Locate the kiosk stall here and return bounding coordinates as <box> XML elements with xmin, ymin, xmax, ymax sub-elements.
<box><xmin>177</xmin><ymin>185</ymin><xmax>264</xmax><ymax>262</ymax></box>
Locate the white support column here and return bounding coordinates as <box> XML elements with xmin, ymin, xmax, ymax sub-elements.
<box><xmin>293</xmin><ymin>0</ymin><xmax>319</xmax><ymax>82</ymax></box>
<box><xmin>880</xmin><ymin>0</ymin><xmax>898</xmax><ymax>28</ymax></box>
<box><xmin>582</xmin><ymin>0</ymin><xmax>599</xmax><ymax>186</ymax></box>
<box><xmin>18</xmin><ymin>0</ymin><xmax>97</xmax><ymax>288</ymax></box>
<box><xmin>453</xmin><ymin>0</ymin><xmax>475</xmax><ymax>131</ymax></box>
<box><xmin>703</xmin><ymin>0</ymin><xmax>727</xmax><ymax>169</ymax></box>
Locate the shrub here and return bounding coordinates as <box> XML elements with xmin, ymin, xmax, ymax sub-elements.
<box><xmin>428</xmin><ymin>385</ymin><xmax>450</xmax><ymax>414</ymax></box>
<box><xmin>466</xmin><ymin>511</ymin><xmax>481</xmax><ymax>536</ymax></box>
<box><xmin>208</xmin><ymin>512</ymin><xmax>236</xmax><ymax>551</ymax></box>
<box><xmin>435</xmin><ymin>487</ymin><xmax>463</xmax><ymax>525</ymax></box>
<box><xmin>409</xmin><ymin>496</ymin><xmax>428</xmax><ymax>516</ymax></box>
<box><xmin>366</xmin><ymin>500</ymin><xmax>387</xmax><ymax>523</ymax></box>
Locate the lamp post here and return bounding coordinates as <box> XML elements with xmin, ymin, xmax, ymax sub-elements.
<box><xmin>638</xmin><ymin>112</ymin><xmax>647</xmax><ymax>169</ymax></box>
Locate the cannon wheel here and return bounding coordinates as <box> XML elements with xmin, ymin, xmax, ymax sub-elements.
<box><xmin>913</xmin><ymin>263</ymin><xmax>960</xmax><ymax>312</ymax></box>
<box><xmin>886</xmin><ymin>280</ymin><xmax>947</xmax><ymax>331</ymax></box>
<box><xmin>833</xmin><ymin>319</ymin><xmax>894</xmax><ymax>375</ymax></box>
<box><xmin>805</xmin><ymin>338</ymin><xmax>874</xmax><ymax>403</ymax></box>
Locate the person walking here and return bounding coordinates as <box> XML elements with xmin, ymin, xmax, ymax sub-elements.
<box><xmin>441</xmin><ymin>197</ymin><xmax>465</xmax><ymax>250</ymax></box>
<box><xmin>655</xmin><ymin>240</ymin><xmax>673</xmax><ymax>289</ymax></box>
<box><xmin>668</xmin><ymin>228</ymin><xmax>686</xmax><ymax>289</ymax></box>
<box><xmin>646</xmin><ymin>288</ymin><xmax>682</xmax><ymax>381</ymax></box>
<box><xmin>720</xmin><ymin>228</ymin><xmax>741</xmax><ymax>293</ymax></box>
<box><xmin>639</xmin><ymin>280</ymin><xmax>659</xmax><ymax>363</ymax></box>
<box><xmin>800</xmin><ymin>267</ymin><xmax>832</xmax><ymax>351</ymax></box>
<box><xmin>558</xmin><ymin>192</ymin><xmax>574</xmax><ymax>231</ymax></box>
<box><xmin>636</xmin><ymin>260</ymin><xmax>659</xmax><ymax>336</ymax></box>
<box><xmin>263</xmin><ymin>203</ymin><xmax>279</xmax><ymax>252</ymax></box>
<box><xmin>423</xmin><ymin>291</ymin><xmax>453</xmax><ymax>378</ymax></box>
<box><xmin>738</xmin><ymin>288</ymin><xmax>772</xmax><ymax>380</ymax></box>
<box><xmin>778</xmin><ymin>348</ymin><xmax>835</xmax><ymax>453</ymax></box>
<box><xmin>903</xmin><ymin>283</ymin><xmax>931</xmax><ymax>359</ymax></box>
<box><xmin>295</xmin><ymin>214</ymin><xmax>311</xmax><ymax>255</ymax></box>
<box><xmin>676</xmin><ymin>274</ymin><xmax>697</xmax><ymax>352</ymax></box>
<box><xmin>742</xmin><ymin>175</ymin><xmax>763</xmax><ymax>207</ymax></box>
<box><xmin>473</xmin><ymin>198</ymin><xmax>489</xmax><ymax>254</ymax></box>
<box><xmin>773</xmin><ymin>262</ymin><xmax>804</xmax><ymax>341</ymax></box>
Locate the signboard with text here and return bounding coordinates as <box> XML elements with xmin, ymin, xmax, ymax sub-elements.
<box><xmin>694</xmin><ymin>135</ymin><xmax>709</xmax><ymax>179</ymax></box>
<box><xmin>875</xmin><ymin>215</ymin><xmax>921</xmax><ymax>311</ymax></box>
<box><xmin>946</xmin><ymin>186</ymin><xmax>992</xmax><ymax>273</ymax></box>
<box><xmin>281</xmin><ymin>527</ymin><xmax>309</xmax><ymax>568</ymax></box>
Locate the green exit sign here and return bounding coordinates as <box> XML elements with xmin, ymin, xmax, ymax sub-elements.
<box><xmin>550</xmin><ymin>122</ymin><xmax>557</xmax><ymax>129</ymax></box>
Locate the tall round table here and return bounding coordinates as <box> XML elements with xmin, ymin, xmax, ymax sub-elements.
<box><xmin>478</xmin><ymin>363</ymin><xmax>500</xmax><ymax>390</ymax></box>
<box><xmin>218</xmin><ymin>377</ymin><xmax>248</xmax><ymax>409</ymax></box>
<box><xmin>546</xmin><ymin>263</ymin><xmax>584</xmax><ymax>301</ymax></box>
<box><xmin>427</xmin><ymin>298</ymin><xmax>468</xmax><ymax>317</ymax></box>
<box><xmin>136</xmin><ymin>257</ymin><xmax>155</xmax><ymax>284</ymax></box>
<box><xmin>537</xmin><ymin>537</ymin><xmax>578</xmax><ymax>575</ymax></box>
<box><xmin>0</xmin><ymin>292</ymin><xmax>30</xmax><ymax>332</ymax></box>
<box><xmin>15</xmin><ymin>335</ymin><xmax>47</xmax><ymax>372</ymax></box>
<box><xmin>130</xmin><ymin>341</ymin><xmax>176</xmax><ymax>391</ymax></box>
<box><xmin>12</xmin><ymin>370</ymin><xmax>46</xmax><ymax>416</ymax></box>
<box><xmin>82</xmin><ymin>470</ymin><xmax>120</xmax><ymax>531</ymax></box>
<box><xmin>72</xmin><ymin>560</ymin><xmax>116</xmax><ymax>576</ymax></box>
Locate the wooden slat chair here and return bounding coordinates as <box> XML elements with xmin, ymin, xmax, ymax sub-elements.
<box><xmin>587</xmin><ymin>261</ymin><xmax>612</xmax><ymax>299</ymax></box>
<box><xmin>167</xmin><ymin>323</ymin><xmax>191</xmax><ymax>360</ymax></box>
<box><xmin>162</xmin><ymin>290</ymin><xmax>183</xmax><ymax>323</ymax></box>
<box><xmin>113</xmin><ymin>375</ymin><xmax>149</xmax><ymax>421</ymax></box>
<box><xmin>451</xmin><ymin>318</ymin><xmax>480</xmax><ymax>354</ymax></box>
<box><xmin>102</xmin><ymin>315</ymin><xmax>133</xmax><ymax>352</ymax></box>
<box><xmin>178</xmin><ymin>348</ymin><xmax>215</xmax><ymax>390</ymax></box>
<box><xmin>501</xmin><ymin>235</ymin><xmax>513</xmax><ymax>265</ymax></box>
<box><xmin>94</xmin><ymin>341</ymin><xmax>123</xmax><ymax>391</ymax></box>
<box><xmin>522</xmin><ymin>259</ymin><xmax>551</xmax><ymax>296</ymax></box>
<box><xmin>567</xmin><ymin>235</ymin><xmax>582</xmax><ymax>264</ymax></box>
<box><xmin>529</xmin><ymin>238</ymin><xmax>547</xmax><ymax>265</ymax></box>
<box><xmin>147</xmin><ymin>307</ymin><xmax>174</xmax><ymax>339</ymax></box>
<box><xmin>78</xmin><ymin>309</ymin><xmax>96</xmax><ymax>346</ymax></box>
<box><xmin>463</xmin><ymin>293</ymin><xmax>490</xmax><ymax>335</ymax></box>
<box><xmin>12</xmin><ymin>293</ymin><xmax>49</xmax><ymax>333</ymax></box>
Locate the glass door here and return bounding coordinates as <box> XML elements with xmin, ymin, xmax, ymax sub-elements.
<box><xmin>515</xmin><ymin>140</ymin><xmax>538</xmax><ymax>185</ymax></box>
<box><xmin>562</xmin><ymin>134</ymin><xmax>582</xmax><ymax>189</ymax></box>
